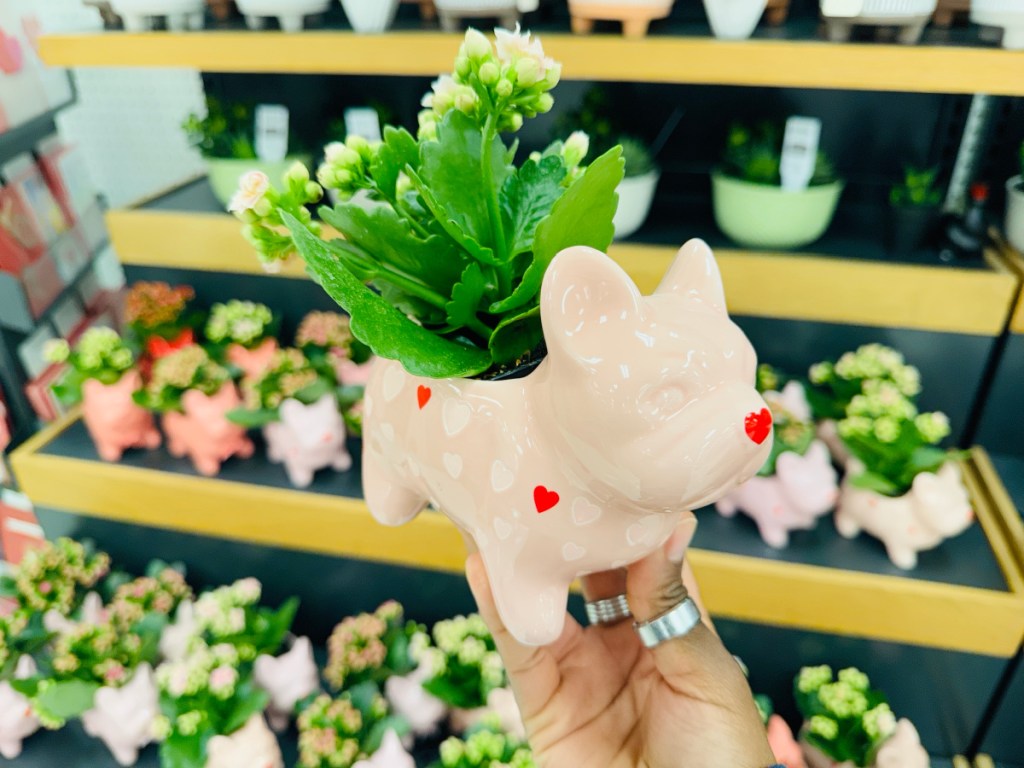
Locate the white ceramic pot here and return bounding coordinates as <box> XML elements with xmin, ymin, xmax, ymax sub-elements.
<box><xmin>81</xmin><ymin>665</ymin><xmax>159</xmax><ymax>768</ymax></box>
<box><xmin>108</xmin><ymin>0</ymin><xmax>204</xmax><ymax>30</ymax></box>
<box><xmin>1004</xmin><ymin>175</ymin><xmax>1024</xmax><ymax>252</ymax></box>
<box><xmin>613</xmin><ymin>171</ymin><xmax>659</xmax><ymax>240</ymax></box>
<box><xmin>702</xmin><ymin>0</ymin><xmax>768</xmax><ymax>39</ymax></box>
<box><xmin>972</xmin><ymin>0</ymin><xmax>1024</xmax><ymax>49</ymax></box>
<box><xmin>340</xmin><ymin>0</ymin><xmax>400</xmax><ymax>32</ymax></box>
<box><xmin>434</xmin><ymin>0</ymin><xmax>538</xmax><ymax>32</ymax></box>
<box><xmin>0</xmin><ymin>657</ymin><xmax>40</xmax><ymax>760</ymax></box>
<box><xmin>205</xmin><ymin>715</ymin><xmax>283</xmax><ymax>768</ymax></box>
<box><xmin>235</xmin><ymin>0</ymin><xmax>330</xmax><ymax>31</ymax></box>
<box><xmin>820</xmin><ymin>0</ymin><xmax>937</xmax><ymax>43</ymax></box>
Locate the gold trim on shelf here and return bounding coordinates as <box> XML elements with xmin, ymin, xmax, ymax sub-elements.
<box><xmin>11</xmin><ymin>416</ymin><xmax>1024</xmax><ymax>656</ymax></box>
<box><xmin>107</xmin><ymin>208</ymin><xmax>1020</xmax><ymax>335</ymax></box>
<box><xmin>968</xmin><ymin>447</ymin><xmax>1024</xmax><ymax>584</ymax></box>
<box><xmin>39</xmin><ymin>32</ymin><xmax>1024</xmax><ymax>95</ymax></box>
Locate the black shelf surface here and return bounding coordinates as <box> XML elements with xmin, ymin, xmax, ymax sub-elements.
<box><xmin>40</xmin><ymin>419</ymin><xmax>1013</xmax><ymax>594</ymax></box>
<box><xmin>991</xmin><ymin>453</ymin><xmax>1024</xmax><ymax>517</ymax></box>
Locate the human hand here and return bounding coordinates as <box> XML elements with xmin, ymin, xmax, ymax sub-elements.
<box><xmin>464</xmin><ymin>515</ymin><xmax>775</xmax><ymax>768</ymax></box>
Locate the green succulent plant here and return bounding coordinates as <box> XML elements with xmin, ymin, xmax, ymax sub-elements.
<box><xmin>721</xmin><ymin>121</ymin><xmax>837</xmax><ymax>187</ymax></box>
<box><xmin>889</xmin><ymin>166</ymin><xmax>942</xmax><ymax>208</ymax></box>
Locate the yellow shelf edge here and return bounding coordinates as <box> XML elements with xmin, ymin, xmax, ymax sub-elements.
<box><xmin>10</xmin><ymin>419</ymin><xmax>1024</xmax><ymax>656</ymax></box>
<box><xmin>107</xmin><ymin>207</ymin><xmax>1020</xmax><ymax>335</ymax></box>
<box><xmin>39</xmin><ymin>31</ymin><xmax>1024</xmax><ymax>96</ymax></box>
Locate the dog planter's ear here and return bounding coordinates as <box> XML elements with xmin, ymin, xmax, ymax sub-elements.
<box><xmin>541</xmin><ymin>245</ymin><xmax>643</xmax><ymax>364</ymax></box>
<box><xmin>655</xmin><ymin>238</ymin><xmax>727</xmax><ymax>313</ymax></box>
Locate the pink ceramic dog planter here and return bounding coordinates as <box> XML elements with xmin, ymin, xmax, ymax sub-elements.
<box><xmin>767</xmin><ymin>714</ymin><xmax>806</xmax><ymax>768</ymax></box>
<box><xmin>264</xmin><ymin>394</ymin><xmax>352</xmax><ymax>488</ymax></box>
<box><xmin>873</xmin><ymin>719</ymin><xmax>929</xmax><ymax>768</ymax></box>
<box><xmin>715</xmin><ymin>441</ymin><xmax>839</xmax><ymax>548</ymax></box>
<box><xmin>82</xmin><ymin>371</ymin><xmax>161</xmax><ymax>462</ymax></box>
<box><xmin>0</xmin><ymin>656</ymin><xmax>40</xmax><ymax>759</ymax></box>
<box><xmin>384</xmin><ymin>664</ymin><xmax>447</xmax><ymax>737</ymax></box>
<box><xmin>835</xmin><ymin>460</ymin><xmax>973</xmax><ymax>570</ymax></box>
<box><xmin>353</xmin><ymin>729</ymin><xmax>415</xmax><ymax>768</ymax></box>
<box><xmin>254</xmin><ymin>636</ymin><xmax>320</xmax><ymax>731</ymax></box>
<box><xmin>449</xmin><ymin>688</ymin><xmax>525</xmax><ymax>740</ymax></box>
<box><xmin>205</xmin><ymin>714</ymin><xmax>283</xmax><ymax>768</ymax></box>
<box><xmin>163</xmin><ymin>386</ymin><xmax>255</xmax><ymax>476</ymax></box>
<box><xmin>227</xmin><ymin>338</ymin><xmax>279</xmax><ymax>380</ymax></box>
<box><xmin>363</xmin><ymin>239</ymin><xmax>773</xmax><ymax>645</ymax></box>
<box><xmin>81</xmin><ymin>664</ymin><xmax>159</xmax><ymax>767</ymax></box>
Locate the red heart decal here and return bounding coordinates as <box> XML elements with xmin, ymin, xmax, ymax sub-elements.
<box><xmin>417</xmin><ymin>385</ymin><xmax>431</xmax><ymax>409</ymax></box>
<box><xmin>147</xmin><ymin>329</ymin><xmax>194</xmax><ymax>359</ymax></box>
<box><xmin>533</xmin><ymin>485</ymin><xmax>560</xmax><ymax>514</ymax></box>
<box><xmin>745</xmin><ymin>408</ymin><xmax>772</xmax><ymax>445</ymax></box>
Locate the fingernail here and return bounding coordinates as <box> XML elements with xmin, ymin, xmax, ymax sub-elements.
<box><xmin>665</xmin><ymin>516</ymin><xmax>698</xmax><ymax>564</ymax></box>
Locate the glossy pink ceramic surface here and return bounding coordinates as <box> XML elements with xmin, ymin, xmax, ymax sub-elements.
<box><xmin>254</xmin><ymin>637</ymin><xmax>319</xmax><ymax>732</ymax></box>
<box><xmin>227</xmin><ymin>338</ymin><xmax>279</xmax><ymax>380</ymax></box>
<box><xmin>81</xmin><ymin>664</ymin><xmax>159</xmax><ymax>767</ymax></box>
<box><xmin>874</xmin><ymin>719</ymin><xmax>929</xmax><ymax>768</ymax></box>
<box><xmin>384</xmin><ymin>663</ymin><xmax>447</xmax><ymax>737</ymax></box>
<box><xmin>163</xmin><ymin>385</ymin><xmax>255</xmax><ymax>476</ymax></box>
<box><xmin>205</xmin><ymin>714</ymin><xmax>283</xmax><ymax>768</ymax></box>
<box><xmin>836</xmin><ymin>460</ymin><xmax>973</xmax><ymax>570</ymax></box>
<box><xmin>264</xmin><ymin>394</ymin><xmax>352</xmax><ymax>488</ymax></box>
<box><xmin>363</xmin><ymin>240</ymin><xmax>772</xmax><ymax>645</ymax></box>
<box><xmin>82</xmin><ymin>371</ymin><xmax>161</xmax><ymax>461</ymax></box>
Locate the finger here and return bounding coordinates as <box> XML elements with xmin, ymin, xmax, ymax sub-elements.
<box><xmin>579</xmin><ymin>568</ymin><xmax>627</xmax><ymax>603</ymax></box>
<box><xmin>465</xmin><ymin>554</ymin><xmax>578</xmax><ymax>719</ymax></box>
<box><xmin>681</xmin><ymin>558</ymin><xmax>717</xmax><ymax>635</ymax></box>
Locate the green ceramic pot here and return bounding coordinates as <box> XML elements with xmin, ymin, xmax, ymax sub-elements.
<box><xmin>711</xmin><ymin>172</ymin><xmax>844</xmax><ymax>250</ymax></box>
<box><xmin>205</xmin><ymin>156</ymin><xmax>313</xmax><ymax>208</ymax></box>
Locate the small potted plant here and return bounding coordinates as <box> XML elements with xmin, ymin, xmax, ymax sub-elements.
<box><xmin>568</xmin><ymin>0</ymin><xmax>674</xmax><ymax>37</ymax></box>
<box><xmin>887</xmin><ymin>166</ymin><xmax>942</xmax><ymax>255</ymax></box>
<box><xmin>434</xmin><ymin>721</ymin><xmax>536</xmax><ymax>768</ymax></box>
<box><xmin>324</xmin><ymin>601</ymin><xmax>424</xmax><ymax>693</ymax></box>
<box><xmin>136</xmin><ymin>345</ymin><xmax>255</xmax><ymax>476</ymax></box>
<box><xmin>296</xmin><ymin>310</ymin><xmax>373</xmax><ymax>385</ymax></box>
<box><xmin>833</xmin><ymin>380</ymin><xmax>972</xmax><ymax>569</ymax></box>
<box><xmin>124</xmin><ymin>281</ymin><xmax>201</xmax><ymax>368</ymax></box>
<box><xmin>702</xmin><ymin>0</ymin><xmax>769</xmax><ymax>39</ymax></box>
<box><xmin>713</xmin><ymin>121</ymin><xmax>843</xmax><ymax>250</ymax></box>
<box><xmin>234</xmin><ymin>0</ymin><xmax>330</xmax><ymax>32</ymax></box>
<box><xmin>339</xmin><ymin>0</ymin><xmax>401</xmax><ymax>33</ymax></box>
<box><xmin>715</xmin><ymin>369</ymin><xmax>838</xmax><ymax>549</ymax></box>
<box><xmin>254</xmin><ymin>636</ymin><xmax>319</xmax><ymax>731</ymax></box>
<box><xmin>1004</xmin><ymin>140</ymin><xmax>1024</xmax><ymax>252</ymax></box>
<box><xmin>806</xmin><ymin>344</ymin><xmax>922</xmax><ymax>465</ymax></box>
<box><xmin>820</xmin><ymin>0</ymin><xmax>937</xmax><ymax>44</ymax></box>
<box><xmin>205</xmin><ymin>300</ymin><xmax>278</xmax><ymax>380</ymax></box>
<box><xmin>230</xmin><ymin>347</ymin><xmax>352</xmax><ymax>488</ymax></box>
<box><xmin>433</xmin><ymin>0</ymin><xmax>538</xmax><ymax>33</ymax></box>
<box><xmin>969</xmin><ymin>0</ymin><xmax>1024</xmax><ymax>49</ymax></box>
<box><xmin>297</xmin><ymin>686</ymin><xmax>412</xmax><ymax>768</ymax></box>
<box><xmin>183</xmin><ymin>97</ymin><xmax>311</xmax><ymax>207</ymax></box>
<box><xmin>108</xmin><ymin>0</ymin><xmax>205</xmax><ymax>31</ymax></box>
<box><xmin>45</xmin><ymin>330</ymin><xmax>162</xmax><ymax>462</ymax></box>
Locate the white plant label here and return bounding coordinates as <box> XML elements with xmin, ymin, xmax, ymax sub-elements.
<box><xmin>255</xmin><ymin>104</ymin><xmax>290</xmax><ymax>162</ymax></box>
<box><xmin>780</xmin><ymin>116</ymin><xmax>822</xmax><ymax>192</ymax></box>
<box><xmin>344</xmin><ymin>107</ymin><xmax>383</xmax><ymax>143</ymax></box>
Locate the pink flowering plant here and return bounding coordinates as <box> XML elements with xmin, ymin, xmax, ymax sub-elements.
<box><xmin>297</xmin><ymin>683</ymin><xmax>408</xmax><ymax>768</ymax></box>
<box><xmin>420</xmin><ymin>614</ymin><xmax>505</xmax><ymax>710</ymax></box>
<box><xmin>204</xmin><ymin>300</ymin><xmax>276</xmax><ymax>352</ymax></box>
<box><xmin>232</xmin><ymin>26</ymin><xmax>624</xmax><ymax>379</ymax></box>
<box><xmin>1</xmin><ymin>538</ymin><xmax>110</xmax><ymax>618</ymax></box>
<box><xmin>43</xmin><ymin>328</ymin><xmax>138</xmax><ymax>406</ymax></box>
<box><xmin>134</xmin><ymin>344</ymin><xmax>231</xmax><ymax>413</ymax></box>
<box><xmin>229</xmin><ymin>347</ymin><xmax>338</xmax><ymax>428</ymax></box>
<box><xmin>324</xmin><ymin>600</ymin><xmax>425</xmax><ymax>692</ymax></box>
<box><xmin>189</xmin><ymin>578</ymin><xmax>298</xmax><ymax>663</ymax></box>
<box><xmin>107</xmin><ymin>567</ymin><xmax>192</xmax><ymax>632</ymax></box>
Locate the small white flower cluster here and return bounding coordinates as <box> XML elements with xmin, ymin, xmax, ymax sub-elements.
<box><xmin>191</xmin><ymin>578</ymin><xmax>261</xmax><ymax>653</ymax></box>
<box><xmin>155</xmin><ymin>641</ymin><xmax>240</xmax><ymax>700</ymax></box>
<box><xmin>810</xmin><ymin>343</ymin><xmax>921</xmax><ymax>397</ymax></box>
<box><xmin>862</xmin><ymin>703</ymin><xmax>898</xmax><ymax>740</ymax></box>
<box><xmin>431</xmin><ymin>614</ymin><xmax>505</xmax><ymax>690</ymax></box>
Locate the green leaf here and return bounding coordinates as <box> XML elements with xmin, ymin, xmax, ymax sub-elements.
<box><xmin>160</xmin><ymin>730</ymin><xmax>207</xmax><ymax>768</ymax></box>
<box><xmin>445</xmin><ymin>263</ymin><xmax>488</xmax><ymax>330</ymax></box>
<box><xmin>34</xmin><ymin>679</ymin><xmax>100</xmax><ymax>721</ymax></box>
<box><xmin>221</xmin><ymin>681</ymin><xmax>270</xmax><ymax>737</ymax></box>
<box><xmin>501</xmin><ymin>154</ymin><xmax>568</xmax><ymax>258</ymax></box>
<box><xmin>422</xmin><ymin>675</ymin><xmax>481</xmax><ymax>710</ymax></box>
<box><xmin>283</xmin><ymin>211</ymin><xmax>491</xmax><ymax>378</ymax></box>
<box><xmin>849</xmin><ymin>470</ymin><xmax>902</xmax><ymax>497</ymax></box>
<box><xmin>366</xmin><ymin>716</ymin><xmax>412</xmax><ymax>753</ymax></box>
<box><xmin>408</xmin><ymin>168</ymin><xmax>497</xmax><ymax>267</ymax></box>
<box><xmin>370</xmin><ymin>125</ymin><xmax>420</xmax><ymax>201</ymax></box>
<box><xmin>226</xmin><ymin>407</ymin><xmax>279</xmax><ymax>429</ymax></box>
<box><xmin>262</xmin><ymin>597</ymin><xmax>300</xmax><ymax>654</ymax></box>
<box><xmin>488</xmin><ymin>305</ymin><xmax>543</xmax><ymax>368</ymax></box>
<box><xmin>490</xmin><ymin>146</ymin><xmax>623</xmax><ymax>314</ymax></box>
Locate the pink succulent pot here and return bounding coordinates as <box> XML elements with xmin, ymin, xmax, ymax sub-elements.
<box><xmin>205</xmin><ymin>714</ymin><xmax>283</xmax><ymax>768</ymax></box>
<box><xmin>263</xmin><ymin>394</ymin><xmax>352</xmax><ymax>488</ymax></box>
<box><xmin>253</xmin><ymin>637</ymin><xmax>319</xmax><ymax>732</ymax></box>
<box><xmin>767</xmin><ymin>715</ymin><xmax>806</xmax><ymax>768</ymax></box>
<box><xmin>81</xmin><ymin>664</ymin><xmax>159</xmax><ymax>767</ymax></box>
<box><xmin>82</xmin><ymin>370</ymin><xmax>161</xmax><ymax>462</ymax></box>
<box><xmin>163</xmin><ymin>385</ymin><xmax>255</xmax><ymax>476</ymax></box>
<box><xmin>336</xmin><ymin>355</ymin><xmax>376</xmax><ymax>387</ymax></box>
<box><xmin>0</xmin><ymin>657</ymin><xmax>40</xmax><ymax>759</ymax></box>
<box><xmin>835</xmin><ymin>460</ymin><xmax>974</xmax><ymax>570</ymax></box>
<box><xmin>362</xmin><ymin>240</ymin><xmax>772</xmax><ymax>646</ymax></box>
<box><xmin>227</xmin><ymin>338</ymin><xmax>278</xmax><ymax>380</ymax></box>
<box><xmin>816</xmin><ymin>419</ymin><xmax>850</xmax><ymax>467</ymax></box>
<box><xmin>449</xmin><ymin>688</ymin><xmax>524</xmax><ymax>740</ymax></box>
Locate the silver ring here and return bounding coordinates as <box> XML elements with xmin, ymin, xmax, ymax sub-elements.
<box><xmin>633</xmin><ymin>597</ymin><xmax>702</xmax><ymax>648</ymax></box>
<box><xmin>585</xmin><ymin>594</ymin><xmax>632</xmax><ymax>626</ymax></box>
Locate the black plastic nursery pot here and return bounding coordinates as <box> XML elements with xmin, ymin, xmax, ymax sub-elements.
<box><xmin>886</xmin><ymin>204</ymin><xmax>940</xmax><ymax>256</ymax></box>
<box><xmin>477</xmin><ymin>344</ymin><xmax>548</xmax><ymax>381</ymax></box>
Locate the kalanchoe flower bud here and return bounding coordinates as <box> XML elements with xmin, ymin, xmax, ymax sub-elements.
<box><xmin>562</xmin><ymin>131</ymin><xmax>590</xmax><ymax>168</ymax></box>
<box><xmin>514</xmin><ymin>57</ymin><xmax>541</xmax><ymax>87</ymax></box>
<box><xmin>455</xmin><ymin>54</ymin><xmax>472</xmax><ymax>79</ymax></box>
<box><xmin>495</xmin><ymin>78</ymin><xmax>514</xmax><ymax>99</ymax></box>
<box><xmin>463</xmin><ymin>28</ymin><xmax>492</xmax><ymax>60</ymax></box>
<box><xmin>323</xmin><ymin>141</ymin><xmax>348</xmax><ymax>164</ymax></box>
<box><xmin>478</xmin><ymin>60</ymin><xmax>500</xmax><ymax>86</ymax></box>
<box><xmin>346</xmin><ymin>134</ymin><xmax>372</xmax><ymax>161</ymax></box>
<box><xmin>536</xmin><ymin>93</ymin><xmax>554</xmax><ymax>113</ymax></box>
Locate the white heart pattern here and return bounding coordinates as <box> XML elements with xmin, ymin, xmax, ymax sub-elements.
<box><xmin>491</xmin><ymin>460</ymin><xmax>514</xmax><ymax>493</ymax></box>
<box><xmin>626</xmin><ymin>514</ymin><xmax>661</xmax><ymax>547</ymax></box>
<box><xmin>379</xmin><ymin>422</ymin><xmax>395</xmax><ymax>442</ymax></box>
<box><xmin>382</xmin><ymin>364</ymin><xmax>406</xmax><ymax>402</ymax></box>
<box><xmin>443</xmin><ymin>452</ymin><xmax>463</xmax><ymax>479</ymax></box>
<box><xmin>562</xmin><ymin>542</ymin><xmax>586</xmax><ymax>562</ymax></box>
<box><xmin>443</xmin><ymin>399</ymin><xmax>472</xmax><ymax>437</ymax></box>
<box><xmin>572</xmin><ymin>498</ymin><xmax>602</xmax><ymax>526</ymax></box>
<box><xmin>493</xmin><ymin>518</ymin><xmax>513</xmax><ymax>541</ymax></box>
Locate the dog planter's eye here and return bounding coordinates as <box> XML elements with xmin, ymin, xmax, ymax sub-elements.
<box><xmin>639</xmin><ymin>385</ymin><xmax>686</xmax><ymax>418</ymax></box>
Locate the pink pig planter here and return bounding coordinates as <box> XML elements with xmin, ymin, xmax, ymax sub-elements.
<box><xmin>81</xmin><ymin>663</ymin><xmax>159</xmax><ymax>767</ymax></box>
<box><xmin>83</xmin><ymin>371</ymin><xmax>161</xmax><ymax>461</ymax></box>
<box><xmin>715</xmin><ymin>440</ymin><xmax>839</xmax><ymax>548</ymax></box>
<box><xmin>163</xmin><ymin>385</ymin><xmax>255</xmax><ymax>476</ymax></box>
<box><xmin>362</xmin><ymin>240</ymin><xmax>773</xmax><ymax>645</ymax></box>
<box><xmin>205</xmin><ymin>714</ymin><xmax>283</xmax><ymax>768</ymax></box>
<box><xmin>227</xmin><ymin>338</ymin><xmax>278</xmax><ymax>380</ymax></box>
<box><xmin>835</xmin><ymin>460</ymin><xmax>974</xmax><ymax>570</ymax></box>
<box><xmin>264</xmin><ymin>394</ymin><xmax>352</xmax><ymax>488</ymax></box>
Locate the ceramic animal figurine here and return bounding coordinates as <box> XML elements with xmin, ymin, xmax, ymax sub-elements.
<box><xmin>44</xmin><ymin>591</ymin><xmax>105</xmax><ymax>635</ymax></box>
<box><xmin>254</xmin><ymin>636</ymin><xmax>320</xmax><ymax>732</ymax></box>
<box><xmin>835</xmin><ymin>460</ymin><xmax>973</xmax><ymax>569</ymax></box>
<box><xmin>264</xmin><ymin>394</ymin><xmax>352</xmax><ymax>488</ymax></box>
<box><xmin>82</xmin><ymin>371</ymin><xmax>162</xmax><ymax>462</ymax></box>
<box><xmin>433</xmin><ymin>0</ymin><xmax>538</xmax><ymax>33</ymax></box>
<box><xmin>234</xmin><ymin>0</ymin><xmax>331</xmax><ymax>31</ymax></box>
<box><xmin>108</xmin><ymin>0</ymin><xmax>206</xmax><ymax>30</ymax></box>
<box><xmin>81</xmin><ymin>664</ymin><xmax>159</xmax><ymax>767</ymax></box>
<box><xmin>337</xmin><ymin>357</ymin><xmax>376</xmax><ymax>387</ymax></box>
<box><xmin>769</xmin><ymin>381</ymin><xmax>812</xmax><ymax>423</ymax></box>
<box><xmin>363</xmin><ymin>240</ymin><xmax>772</xmax><ymax>646</ymax></box>
<box><xmin>227</xmin><ymin>338</ymin><xmax>278</xmax><ymax>380</ymax></box>
<box><xmin>384</xmin><ymin>664</ymin><xmax>447</xmax><ymax>737</ymax></box>
<box><xmin>874</xmin><ymin>719</ymin><xmax>929</xmax><ymax>768</ymax></box>
<box><xmin>715</xmin><ymin>441</ymin><xmax>838</xmax><ymax>548</ymax></box>
<box><xmin>767</xmin><ymin>714</ymin><xmax>806</xmax><ymax>768</ymax></box>
<box><xmin>163</xmin><ymin>386</ymin><xmax>255</xmax><ymax>476</ymax></box>
<box><xmin>449</xmin><ymin>688</ymin><xmax>525</xmax><ymax>740</ymax></box>
<box><xmin>568</xmin><ymin>0</ymin><xmax>675</xmax><ymax>38</ymax></box>
<box><xmin>160</xmin><ymin>600</ymin><xmax>196</xmax><ymax>662</ymax></box>
<box><xmin>819</xmin><ymin>0</ymin><xmax>937</xmax><ymax>45</ymax></box>
<box><xmin>0</xmin><ymin>656</ymin><xmax>40</xmax><ymax>759</ymax></box>
<box><xmin>353</xmin><ymin>729</ymin><xmax>415</xmax><ymax>768</ymax></box>
<box><xmin>205</xmin><ymin>714</ymin><xmax>283</xmax><ymax>768</ymax></box>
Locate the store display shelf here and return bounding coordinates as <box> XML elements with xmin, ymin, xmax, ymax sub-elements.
<box><xmin>38</xmin><ymin>30</ymin><xmax>1024</xmax><ymax>95</ymax></box>
<box><xmin>11</xmin><ymin>413</ymin><xmax>1024</xmax><ymax>656</ymax></box>
<box><xmin>0</xmin><ymin>100</ymin><xmax>74</xmax><ymax>165</ymax></box>
<box><xmin>106</xmin><ymin>178</ymin><xmax>1021</xmax><ymax>336</ymax></box>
